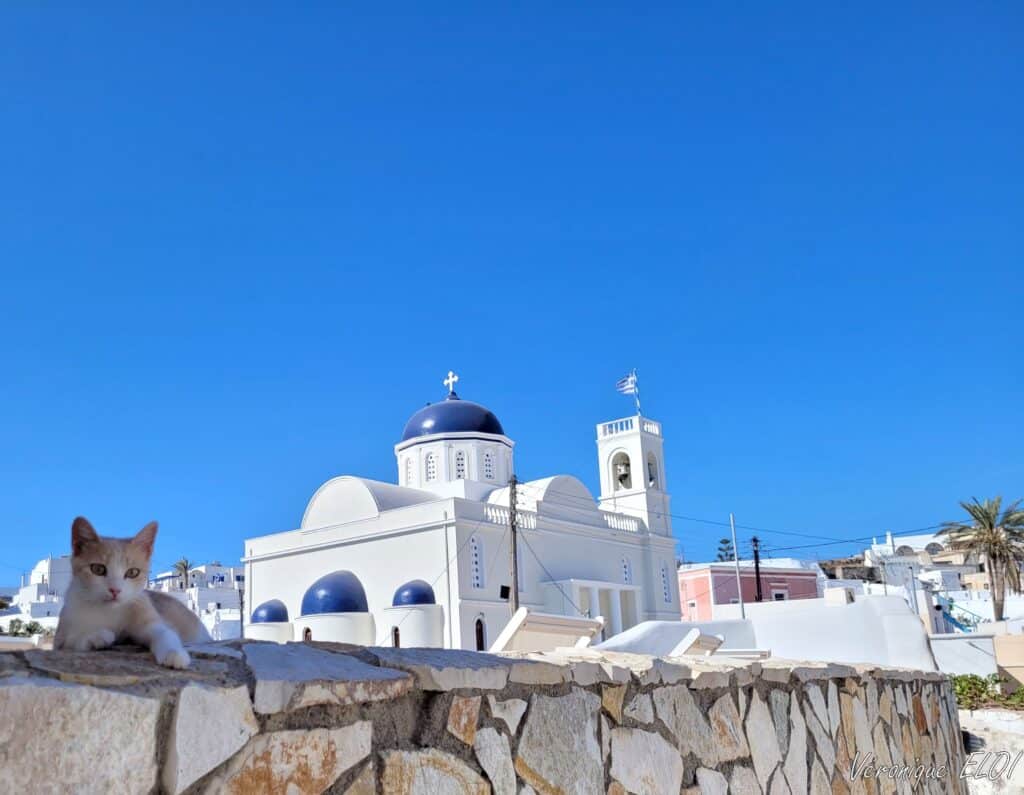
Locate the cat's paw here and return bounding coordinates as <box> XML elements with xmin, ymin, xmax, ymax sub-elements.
<box><xmin>156</xmin><ymin>647</ymin><xmax>191</xmax><ymax>669</ymax></box>
<box><xmin>71</xmin><ymin>629</ymin><xmax>116</xmax><ymax>651</ymax></box>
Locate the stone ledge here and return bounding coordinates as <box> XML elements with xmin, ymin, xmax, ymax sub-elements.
<box><xmin>0</xmin><ymin>643</ymin><xmax>968</xmax><ymax>795</ymax></box>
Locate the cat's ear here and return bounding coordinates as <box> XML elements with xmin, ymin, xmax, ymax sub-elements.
<box><xmin>133</xmin><ymin>521</ymin><xmax>158</xmax><ymax>557</ymax></box>
<box><xmin>71</xmin><ymin>517</ymin><xmax>99</xmax><ymax>556</ymax></box>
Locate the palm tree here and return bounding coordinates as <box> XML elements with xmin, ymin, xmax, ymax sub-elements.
<box><xmin>173</xmin><ymin>558</ymin><xmax>193</xmax><ymax>590</ymax></box>
<box><xmin>939</xmin><ymin>497</ymin><xmax>1024</xmax><ymax>622</ymax></box>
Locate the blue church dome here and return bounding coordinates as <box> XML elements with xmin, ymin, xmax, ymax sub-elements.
<box><xmin>392</xmin><ymin>579</ymin><xmax>436</xmax><ymax>606</ymax></box>
<box><xmin>401</xmin><ymin>393</ymin><xmax>505</xmax><ymax>442</ymax></box>
<box><xmin>301</xmin><ymin>571</ymin><xmax>369</xmax><ymax>615</ymax></box>
<box><xmin>251</xmin><ymin>599</ymin><xmax>289</xmax><ymax>623</ymax></box>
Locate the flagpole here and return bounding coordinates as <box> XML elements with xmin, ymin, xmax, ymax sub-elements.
<box><xmin>633</xmin><ymin>369</ymin><xmax>641</xmax><ymax>416</ymax></box>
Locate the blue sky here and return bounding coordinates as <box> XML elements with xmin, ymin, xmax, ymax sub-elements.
<box><xmin>1</xmin><ymin>4</ymin><xmax>1021</xmax><ymax>580</ymax></box>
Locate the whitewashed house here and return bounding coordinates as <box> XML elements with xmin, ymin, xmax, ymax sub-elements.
<box><xmin>243</xmin><ymin>374</ymin><xmax>681</xmax><ymax>649</ymax></box>
<box><xmin>0</xmin><ymin>555</ymin><xmax>72</xmax><ymax>632</ymax></box>
<box><xmin>149</xmin><ymin>563</ymin><xmax>245</xmax><ymax>639</ymax></box>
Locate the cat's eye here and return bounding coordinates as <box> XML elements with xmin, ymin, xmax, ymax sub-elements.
<box><xmin>90</xmin><ymin>563</ymin><xmax>107</xmax><ymax>576</ymax></box>
<box><xmin>124</xmin><ymin>567</ymin><xmax>141</xmax><ymax>579</ymax></box>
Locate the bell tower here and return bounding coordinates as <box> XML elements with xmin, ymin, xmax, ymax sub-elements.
<box><xmin>596</xmin><ymin>415</ymin><xmax>672</xmax><ymax>535</ymax></box>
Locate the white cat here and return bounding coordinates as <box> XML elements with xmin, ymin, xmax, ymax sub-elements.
<box><xmin>54</xmin><ymin>517</ymin><xmax>210</xmax><ymax>668</ymax></box>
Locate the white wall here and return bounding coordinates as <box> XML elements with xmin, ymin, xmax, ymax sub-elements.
<box><xmin>201</xmin><ymin>608</ymin><xmax>242</xmax><ymax>641</ymax></box>
<box><xmin>597</xmin><ymin>618</ymin><xmax>758</xmax><ymax>655</ymax></box>
<box><xmin>187</xmin><ymin>586</ymin><xmax>240</xmax><ymax>614</ymax></box>
<box><xmin>929</xmin><ymin>634</ymin><xmax>998</xmax><ymax>677</ymax></box>
<box><xmin>246</xmin><ymin>504</ymin><xmax>457</xmax><ymax>647</ymax></box>
<box><xmin>713</xmin><ymin>595</ymin><xmax>938</xmax><ymax>670</ymax></box>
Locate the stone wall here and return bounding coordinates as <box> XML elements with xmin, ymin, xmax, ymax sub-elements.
<box><xmin>0</xmin><ymin>642</ymin><xmax>966</xmax><ymax>794</ymax></box>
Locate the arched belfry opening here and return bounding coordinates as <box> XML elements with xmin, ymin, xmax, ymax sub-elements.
<box><xmin>611</xmin><ymin>452</ymin><xmax>632</xmax><ymax>491</ymax></box>
<box><xmin>596</xmin><ymin>410</ymin><xmax>672</xmax><ymax>536</ymax></box>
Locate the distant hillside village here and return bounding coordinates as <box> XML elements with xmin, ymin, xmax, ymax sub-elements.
<box><xmin>2</xmin><ymin>374</ymin><xmax>1022</xmax><ymax>692</ymax></box>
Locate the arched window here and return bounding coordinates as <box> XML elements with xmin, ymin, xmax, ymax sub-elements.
<box><xmin>470</xmin><ymin>535</ymin><xmax>484</xmax><ymax>589</ymax></box>
<box><xmin>646</xmin><ymin>453</ymin><xmax>659</xmax><ymax>488</ymax></box>
<box><xmin>925</xmin><ymin>543</ymin><xmax>944</xmax><ymax>555</ymax></box>
<box><xmin>455</xmin><ymin>450</ymin><xmax>467</xmax><ymax>479</ymax></box>
<box><xmin>475</xmin><ymin>618</ymin><xmax>486</xmax><ymax>651</ymax></box>
<box><xmin>391</xmin><ymin>626</ymin><xmax>400</xmax><ymax>648</ymax></box>
<box><xmin>896</xmin><ymin>545</ymin><xmax>915</xmax><ymax>557</ymax></box>
<box><xmin>611</xmin><ymin>452</ymin><xmax>632</xmax><ymax>490</ymax></box>
<box><xmin>483</xmin><ymin>451</ymin><xmax>495</xmax><ymax>481</ymax></box>
<box><xmin>404</xmin><ymin>458</ymin><xmax>413</xmax><ymax>486</ymax></box>
<box><xmin>303</xmin><ymin>627</ymin><xmax>312</xmax><ymax>642</ymax></box>
<box><xmin>425</xmin><ymin>453</ymin><xmax>438</xmax><ymax>482</ymax></box>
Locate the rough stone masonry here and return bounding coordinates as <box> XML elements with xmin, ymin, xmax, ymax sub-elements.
<box><xmin>0</xmin><ymin>641</ymin><xmax>967</xmax><ymax>794</ymax></box>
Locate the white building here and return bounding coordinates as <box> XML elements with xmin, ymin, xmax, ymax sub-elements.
<box><xmin>200</xmin><ymin>607</ymin><xmax>242</xmax><ymax>640</ymax></box>
<box><xmin>149</xmin><ymin>563</ymin><xmax>245</xmax><ymax>638</ymax></box>
<box><xmin>243</xmin><ymin>375</ymin><xmax>681</xmax><ymax>649</ymax></box>
<box><xmin>0</xmin><ymin>556</ymin><xmax>72</xmax><ymax>631</ymax></box>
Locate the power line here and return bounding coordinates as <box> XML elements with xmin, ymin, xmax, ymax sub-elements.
<box><xmin>516</xmin><ymin>531</ymin><xmax>586</xmax><ymax>618</ymax></box>
<box><xmin>510</xmin><ymin>480</ymin><xmax>851</xmax><ymax>543</ymax></box>
<box><xmin>511</xmin><ymin>479</ymin><xmax>953</xmax><ymax>551</ymax></box>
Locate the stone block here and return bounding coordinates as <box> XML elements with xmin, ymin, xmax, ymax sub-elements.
<box><xmin>784</xmin><ymin>692</ymin><xmax>808</xmax><ymax>795</ymax></box>
<box><xmin>474</xmin><ymin>727</ymin><xmax>516</xmax><ymax>795</ymax></box>
<box><xmin>381</xmin><ymin>748</ymin><xmax>489</xmax><ymax>794</ymax></box>
<box><xmin>653</xmin><ymin>683</ymin><xmax>718</xmax><ymax>763</ymax></box>
<box><xmin>163</xmin><ymin>683</ymin><xmax>258</xmax><ymax>794</ymax></box>
<box><xmin>745</xmin><ymin>690</ymin><xmax>783</xmax><ymax>790</ymax></box>
<box><xmin>243</xmin><ymin>642</ymin><xmax>411</xmax><ymax>713</ymax></box>
<box><xmin>365</xmin><ymin>647</ymin><xmax>511</xmax><ymax>691</ymax></box>
<box><xmin>602</xmin><ymin>683</ymin><xmax>627</xmax><ymax>722</ymax></box>
<box><xmin>623</xmin><ymin>692</ymin><xmax>653</xmax><ymax>724</ymax></box>
<box><xmin>0</xmin><ymin>676</ymin><xmax>161</xmax><ymax>794</ymax></box>
<box><xmin>24</xmin><ymin>648</ymin><xmax>170</xmax><ymax>686</ymax></box>
<box><xmin>730</xmin><ymin>765</ymin><xmax>762</xmax><ymax>795</ymax></box>
<box><xmin>447</xmin><ymin>694</ymin><xmax>481</xmax><ymax>745</ymax></box>
<box><xmin>609</xmin><ymin>727</ymin><xmax>684</xmax><ymax>795</ymax></box>
<box><xmin>516</xmin><ymin>688</ymin><xmax>603</xmax><ymax>794</ymax></box>
<box><xmin>696</xmin><ymin>767</ymin><xmax>728</xmax><ymax>795</ymax></box>
<box><xmin>205</xmin><ymin>722</ymin><xmax>371</xmax><ymax>795</ymax></box>
<box><xmin>709</xmin><ymin>693</ymin><xmax>749</xmax><ymax>762</ymax></box>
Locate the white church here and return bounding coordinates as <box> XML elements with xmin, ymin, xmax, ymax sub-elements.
<box><xmin>242</xmin><ymin>373</ymin><xmax>681</xmax><ymax>650</ymax></box>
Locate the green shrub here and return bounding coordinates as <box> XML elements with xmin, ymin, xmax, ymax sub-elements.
<box><xmin>952</xmin><ymin>673</ymin><xmax>1024</xmax><ymax>711</ymax></box>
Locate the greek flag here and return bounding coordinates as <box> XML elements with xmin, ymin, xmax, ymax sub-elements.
<box><xmin>615</xmin><ymin>372</ymin><xmax>638</xmax><ymax>395</ymax></box>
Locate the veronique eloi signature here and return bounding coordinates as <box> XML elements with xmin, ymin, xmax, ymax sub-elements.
<box><xmin>851</xmin><ymin>750</ymin><xmax>1023</xmax><ymax>786</ymax></box>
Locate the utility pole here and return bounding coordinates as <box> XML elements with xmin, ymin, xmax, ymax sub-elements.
<box><xmin>509</xmin><ymin>475</ymin><xmax>520</xmax><ymax>615</ymax></box>
<box><xmin>730</xmin><ymin>513</ymin><xmax>745</xmax><ymax>619</ymax></box>
<box><xmin>752</xmin><ymin>536</ymin><xmax>763</xmax><ymax>602</ymax></box>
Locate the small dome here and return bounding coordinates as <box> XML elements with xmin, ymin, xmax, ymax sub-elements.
<box><xmin>392</xmin><ymin>579</ymin><xmax>436</xmax><ymax>606</ymax></box>
<box><xmin>301</xmin><ymin>571</ymin><xmax>369</xmax><ymax>615</ymax></box>
<box><xmin>401</xmin><ymin>393</ymin><xmax>505</xmax><ymax>442</ymax></box>
<box><xmin>251</xmin><ymin>599</ymin><xmax>289</xmax><ymax>623</ymax></box>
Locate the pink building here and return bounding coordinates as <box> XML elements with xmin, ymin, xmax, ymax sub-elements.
<box><xmin>678</xmin><ymin>561</ymin><xmax>821</xmax><ymax>621</ymax></box>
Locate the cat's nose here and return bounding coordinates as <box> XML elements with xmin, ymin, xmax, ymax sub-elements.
<box><xmin>108</xmin><ymin>587</ymin><xmax>121</xmax><ymax>599</ymax></box>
